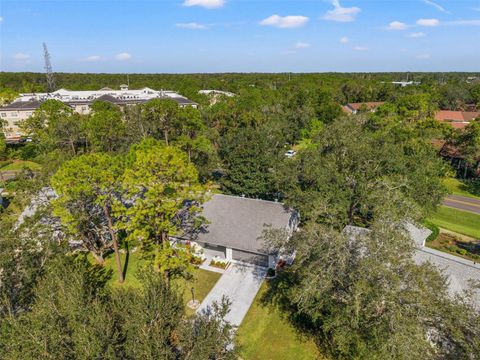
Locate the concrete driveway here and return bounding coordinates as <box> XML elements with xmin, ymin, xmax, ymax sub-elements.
<box><xmin>197</xmin><ymin>262</ymin><xmax>266</xmax><ymax>327</ymax></box>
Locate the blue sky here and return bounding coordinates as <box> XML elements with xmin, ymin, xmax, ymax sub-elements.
<box><xmin>0</xmin><ymin>0</ymin><xmax>479</xmax><ymax>73</ymax></box>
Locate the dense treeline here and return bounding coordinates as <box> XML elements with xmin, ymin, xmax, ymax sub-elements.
<box><xmin>1</xmin><ymin>71</ymin><xmax>480</xmax><ymax>108</ymax></box>
<box><xmin>1</xmin><ymin>72</ymin><xmax>480</xmax><ymax>359</ymax></box>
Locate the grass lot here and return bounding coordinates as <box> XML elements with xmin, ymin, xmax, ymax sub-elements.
<box><xmin>427</xmin><ymin>206</ymin><xmax>480</xmax><ymax>239</ymax></box>
<box><xmin>444</xmin><ymin>178</ymin><xmax>480</xmax><ymax>199</ymax></box>
<box><xmin>97</xmin><ymin>251</ymin><xmax>221</xmax><ymax>314</ymax></box>
<box><xmin>0</xmin><ymin>160</ymin><xmax>42</xmax><ymax>171</ymax></box>
<box><xmin>237</xmin><ymin>282</ymin><xmax>323</xmax><ymax>360</ymax></box>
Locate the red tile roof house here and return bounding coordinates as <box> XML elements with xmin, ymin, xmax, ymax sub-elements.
<box><xmin>342</xmin><ymin>102</ymin><xmax>385</xmax><ymax>115</ymax></box>
<box><xmin>435</xmin><ymin>110</ymin><xmax>480</xmax><ymax>129</ymax></box>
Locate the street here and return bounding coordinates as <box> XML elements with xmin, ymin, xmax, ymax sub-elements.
<box><xmin>443</xmin><ymin>195</ymin><xmax>480</xmax><ymax>215</ymax></box>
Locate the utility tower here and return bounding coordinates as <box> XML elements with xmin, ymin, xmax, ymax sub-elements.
<box><xmin>43</xmin><ymin>42</ymin><xmax>56</xmax><ymax>92</ymax></box>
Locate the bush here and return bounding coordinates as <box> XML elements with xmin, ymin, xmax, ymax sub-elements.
<box><xmin>266</xmin><ymin>268</ymin><xmax>276</xmax><ymax>277</ymax></box>
<box><xmin>423</xmin><ymin>220</ymin><xmax>440</xmax><ymax>242</ymax></box>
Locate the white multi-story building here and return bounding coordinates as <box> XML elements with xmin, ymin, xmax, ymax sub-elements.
<box><xmin>0</xmin><ymin>85</ymin><xmax>197</xmax><ymax>140</ymax></box>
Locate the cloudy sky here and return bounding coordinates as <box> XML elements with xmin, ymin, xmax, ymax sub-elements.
<box><xmin>0</xmin><ymin>0</ymin><xmax>479</xmax><ymax>73</ymax></box>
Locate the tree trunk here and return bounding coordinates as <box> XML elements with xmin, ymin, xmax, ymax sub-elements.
<box><xmin>164</xmin><ymin>129</ymin><xmax>169</xmax><ymax>146</ymax></box>
<box><xmin>103</xmin><ymin>204</ymin><xmax>124</xmax><ymax>283</ymax></box>
<box><xmin>91</xmin><ymin>251</ymin><xmax>105</xmax><ymax>265</ymax></box>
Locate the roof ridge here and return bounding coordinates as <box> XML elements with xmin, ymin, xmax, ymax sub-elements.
<box><xmin>213</xmin><ymin>193</ymin><xmax>286</xmax><ymax>206</ymax></box>
<box><xmin>417</xmin><ymin>246</ymin><xmax>480</xmax><ymax>271</ymax></box>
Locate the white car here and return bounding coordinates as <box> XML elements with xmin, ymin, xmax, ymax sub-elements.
<box><xmin>285</xmin><ymin>150</ymin><xmax>296</xmax><ymax>158</ymax></box>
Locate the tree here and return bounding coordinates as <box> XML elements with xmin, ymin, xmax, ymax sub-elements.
<box><xmin>396</xmin><ymin>93</ymin><xmax>436</xmax><ymax>122</ymax></box>
<box><xmin>219</xmin><ymin>125</ymin><xmax>283</xmax><ymax>199</ymax></box>
<box><xmin>265</xmin><ymin>222</ymin><xmax>480</xmax><ymax>359</ymax></box>
<box><xmin>119</xmin><ymin>139</ymin><xmax>208</xmax><ymax>283</ymax></box>
<box><xmin>21</xmin><ymin>99</ymin><xmax>84</xmax><ymax>155</ymax></box>
<box><xmin>140</xmin><ymin>99</ymin><xmax>180</xmax><ymax>145</ymax></box>
<box><xmin>280</xmin><ymin>116</ymin><xmax>447</xmax><ymax>228</ymax></box>
<box><xmin>83</xmin><ymin>101</ymin><xmax>128</xmax><ymax>152</ymax></box>
<box><xmin>457</xmin><ymin>120</ymin><xmax>480</xmax><ymax>178</ymax></box>
<box><xmin>51</xmin><ymin>153</ymin><xmax>125</xmax><ymax>283</ymax></box>
<box><xmin>1</xmin><ymin>257</ymin><xmax>236</xmax><ymax>359</ymax></box>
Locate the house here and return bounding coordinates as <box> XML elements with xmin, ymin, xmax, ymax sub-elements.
<box><xmin>435</xmin><ymin>110</ymin><xmax>480</xmax><ymax>130</ymax></box>
<box><xmin>191</xmin><ymin>194</ymin><xmax>299</xmax><ymax>268</ymax></box>
<box><xmin>342</xmin><ymin>102</ymin><xmax>385</xmax><ymax>115</ymax></box>
<box><xmin>343</xmin><ymin>223</ymin><xmax>480</xmax><ymax>307</ymax></box>
<box><xmin>0</xmin><ymin>87</ymin><xmax>197</xmax><ymax>140</ymax></box>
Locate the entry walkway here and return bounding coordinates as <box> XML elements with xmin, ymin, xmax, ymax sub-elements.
<box><xmin>197</xmin><ymin>262</ymin><xmax>266</xmax><ymax>326</ymax></box>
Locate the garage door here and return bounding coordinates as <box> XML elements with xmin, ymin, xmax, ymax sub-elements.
<box><xmin>232</xmin><ymin>249</ymin><xmax>268</xmax><ymax>267</ymax></box>
<box><xmin>203</xmin><ymin>243</ymin><xmax>227</xmax><ymax>258</ymax></box>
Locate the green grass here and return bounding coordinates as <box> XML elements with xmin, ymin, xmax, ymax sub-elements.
<box><xmin>237</xmin><ymin>283</ymin><xmax>323</xmax><ymax>360</ymax></box>
<box><xmin>443</xmin><ymin>178</ymin><xmax>480</xmax><ymax>199</ymax></box>
<box><xmin>0</xmin><ymin>160</ymin><xmax>42</xmax><ymax>171</ymax></box>
<box><xmin>96</xmin><ymin>251</ymin><xmax>221</xmax><ymax>314</ymax></box>
<box><xmin>427</xmin><ymin>206</ymin><xmax>480</xmax><ymax>239</ymax></box>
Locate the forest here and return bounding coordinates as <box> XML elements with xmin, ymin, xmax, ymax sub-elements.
<box><xmin>0</xmin><ymin>72</ymin><xmax>480</xmax><ymax>359</ymax></box>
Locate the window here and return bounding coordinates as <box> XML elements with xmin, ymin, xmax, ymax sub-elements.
<box><xmin>0</xmin><ymin>113</ymin><xmax>6</xmax><ymax>117</ymax></box>
<box><xmin>11</xmin><ymin>112</ymin><xmax>18</xmax><ymax>117</ymax></box>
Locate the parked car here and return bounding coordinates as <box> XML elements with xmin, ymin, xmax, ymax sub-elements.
<box><xmin>285</xmin><ymin>150</ymin><xmax>296</xmax><ymax>158</ymax></box>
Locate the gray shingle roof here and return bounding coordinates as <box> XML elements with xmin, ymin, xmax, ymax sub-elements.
<box><xmin>1</xmin><ymin>100</ymin><xmax>42</xmax><ymax>111</ymax></box>
<box><xmin>343</xmin><ymin>224</ymin><xmax>480</xmax><ymax>307</ymax></box>
<box><xmin>196</xmin><ymin>194</ymin><xmax>297</xmax><ymax>255</ymax></box>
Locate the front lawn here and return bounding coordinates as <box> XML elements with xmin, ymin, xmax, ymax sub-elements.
<box><xmin>96</xmin><ymin>250</ymin><xmax>221</xmax><ymax>314</ymax></box>
<box><xmin>444</xmin><ymin>178</ymin><xmax>480</xmax><ymax>199</ymax></box>
<box><xmin>427</xmin><ymin>206</ymin><xmax>480</xmax><ymax>239</ymax></box>
<box><xmin>0</xmin><ymin>160</ymin><xmax>42</xmax><ymax>171</ymax></box>
<box><xmin>237</xmin><ymin>282</ymin><xmax>323</xmax><ymax>360</ymax></box>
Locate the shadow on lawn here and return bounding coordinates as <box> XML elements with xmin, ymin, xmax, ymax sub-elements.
<box><xmin>259</xmin><ymin>270</ymin><xmax>326</xmax><ymax>352</ymax></box>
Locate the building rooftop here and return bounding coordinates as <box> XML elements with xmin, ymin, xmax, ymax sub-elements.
<box><xmin>343</xmin><ymin>224</ymin><xmax>480</xmax><ymax>307</ymax></box>
<box><xmin>196</xmin><ymin>194</ymin><xmax>297</xmax><ymax>255</ymax></box>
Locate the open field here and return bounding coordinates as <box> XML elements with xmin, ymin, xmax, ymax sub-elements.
<box><xmin>237</xmin><ymin>282</ymin><xmax>323</xmax><ymax>360</ymax></box>
<box><xmin>427</xmin><ymin>206</ymin><xmax>480</xmax><ymax>239</ymax></box>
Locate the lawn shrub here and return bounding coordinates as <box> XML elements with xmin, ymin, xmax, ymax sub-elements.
<box><xmin>424</xmin><ymin>220</ymin><xmax>440</xmax><ymax>242</ymax></box>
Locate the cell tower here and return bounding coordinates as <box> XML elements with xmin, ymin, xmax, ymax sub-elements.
<box><xmin>43</xmin><ymin>42</ymin><xmax>56</xmax><ymax>92</ymax></box>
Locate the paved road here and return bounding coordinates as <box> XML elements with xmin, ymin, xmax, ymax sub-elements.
<box><xmin>197</xmin><ymin>262</ymin><xmax>266</xmax><ymax>327</ymax></box>
<box><xmin>443</xmin><ymin>195</ymin><xmax>480</xmax><ymax>215</ymax></box>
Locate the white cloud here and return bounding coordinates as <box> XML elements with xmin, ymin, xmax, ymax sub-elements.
<box><xmin>416</xmin><ymin>53</ymin><xmax>431</xmax><ymax>59</ymax></box>
<box><xmin>295</xmin><ymin>42</ymin><xmax>311</xmax><ymax>48</ymax></box>
<box><xmin>176</xmin><ymin>22</ymin><xmax>208</xmax><ymax>29</ymax></box>
<box><xmin>416</xmin><ymin>18</ymin><xmax>440</xmax><ymax>27</ymax></box>
<box><xmin>260</xmin><ymin>15</ymin><xmax>309</xmax><ymax>28</ymax></box>
<box><xmin>115</xmin><ymin>52</ymin><xmax>132</xmax><ymax>61</ymax></box>
<box><xmin>323</xmin><ymin>0</ymin><xmax>361</xmax><ymax>22</ymax></box>
<box><xmin>408</xmin><ymin>32</ymin><xmax>426</xmax><ymax>38</ymax></box>
<box><xmin>422</xmin><ymin>0</ymin><xmax>449</xmax><ymax>13</ymax></box>
<box><xmin>353</xmin><ymin>46</ymin><xmax>368</xmax><ymax>51</ymax></box>
<box><xmin>14</xmin><ymin>53</ymin><xmax>30</xmax><ymax>60</ymax></box>
<box><xmin>340</xmin><ymin>36</ymin><xmax>349</xmax><ymax>44</ymax></box>
<box><xmin>387</xmin><ymin>21</ymin><xmax>408</xmax><ymax>30</ymax></box>
<box><xmin>0</xmin><ymin>16</ymin><xmax>3</xmax><ymax>23</ymax></box>
<box><xmin>81</xmin><ymin>55</ymin><xmax>101</xmax><ymax>62</ymax></box>
<box><xmin>182</xmin><ymin>0</ymin><xmax>224</xmax><ymax>9</ymax></box>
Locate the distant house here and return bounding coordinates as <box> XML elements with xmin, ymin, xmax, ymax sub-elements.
<box><xmin>343</xmin><ymin>223</ymin><xmax>480</xmax><ymax>308</ymax></box>
<box><xmin>435</xmin><ymin>110</ymin><xmax>480</xmax><ymax>130</ymax></box>
<box><xmin>190</xmin><ymin>194</ymin><xmax>299</xmax><ymax>268</ymax></box>
<box><xmin>342</xmin><ymin>102</ymin><xmax>385</xmax><ymax>115</ymax></box>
